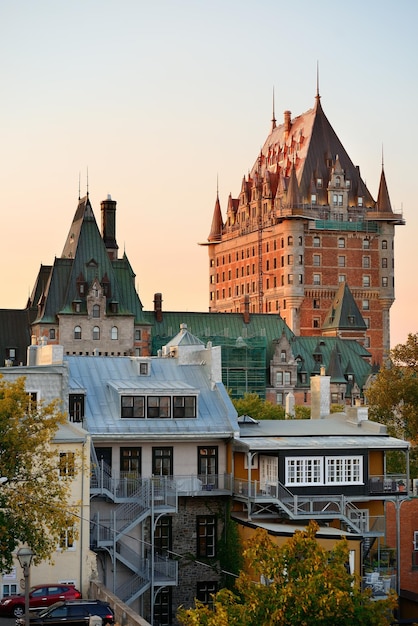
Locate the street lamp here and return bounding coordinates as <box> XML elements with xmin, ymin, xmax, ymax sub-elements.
<box><xmin>17</xmin><ymin>546</ymin><xmax>34</xmax><ymax>626</ymax></box>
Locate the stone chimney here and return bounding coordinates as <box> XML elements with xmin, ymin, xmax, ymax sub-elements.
<box><xmin>154</xmin><ymin>292</ymin><xmax>163</xmax><ymax>322</ymax></box>
<box><xmin>284</xmin><ymin>110</ymin><xmax>292</xmax><ymax>140</ymax></box>
<box><xmin>310</xmin><ymin>366</ymin><xmax>330</xmax><ymax>419</ymax></box>
<box><xmin>101</xmin><ymin>195</ymin><xmax>119</xmax><ymax>260</ymax></box>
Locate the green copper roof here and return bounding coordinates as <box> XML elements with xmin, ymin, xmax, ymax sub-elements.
<box><xmin>322</xmin><ymin>281</ymin><xmax>367</xmax><ymax>331</ymax></box>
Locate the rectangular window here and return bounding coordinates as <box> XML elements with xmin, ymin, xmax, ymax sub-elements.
<box><xmin>196</xmin><ymin>582</ymin><xmax>218</xmax><ymax>608</ymax></box>
<box><xmin>326</xmin><ymin>457</ymin><xmax>363</xmax><ymax>484</ymax></box>
<box><xmin>139</xmin><ymin>362</ymin><xmax>149</xmax><ymax>375</ymax></box>
<box><xmin>2</xmin><ymin>584</ymin><xmax>18</xmax><ymax>597</ymax></box>
<box><xmin>363</xmin><ymin>256</ymin><xmax>371</xmax><ymax>268</ymax></box>
<box><xmin>338</xmin><ymin>238</ymin><xmax>345</xmax><ymax>248</ymax></box>
<box><xmin>121</xmin><ymin>396</ymin><xmax>145</xmax><ymax>418</ymax></box>
<box><xmin>338</xmin><ymin>256</ymin><xmax>345</xmax><ymax>267</ymax></box>
<box><xmin>155</xmin><ymin>516</ymin><xmax>172</xmax><ymax>555</ymax></box>
<box><xmin>286</xmin><ymin>457</ymin><xmax>322</xmax><ymax>486</ymax></box>
<box><xmin>284</xmin><ymin>371</ymin><xmax>291</xmax><ymax>385</ymax></box>
<box><xmin>120</xmin><ymin>447</ymin><xmax>141</xmax><ymax>473</ymax></box>
<box><xmin>363</xmin><ymin>275</ymin><xmax>371</xmax><ymax>287</ymax></box>
<box><xmin>362</xmin><ymin>299</ymin><xmax>370</xmax><ymax>310</ymax></box>
<box><xmin>148</xmin><ymin>396</ymin><xmax>171</xmax><ymax>418</ymax></box>
<box><xmin>382</xmin><ymin>277</ymin><xmax>388</xmax><ymax>287</ymax></box>
<box><xmin>313</xmin><ymin>254</ymin><xmax>321</xmax><ymax>267</ymax></box>
<box><xmin>196</xmin><ymin>516</ymin><xmax>216</xmax><ymax>558</ymax></box>
<box><xmin>198</xmin><ymin>447</ymin><xmax>218</xmax><ymax>488</ymax></box>
<box><xmin>59</xmin><ymin>527</ymin><xmax>75</xmax><ymax>550</ymax></box>
<box><xmin>276</xmin><ymin>371</ymin><xmax>283</xmax><ymax>385</ymax></box>
<box><xmin>382</xmin><ymin>258</ymin><xmax>388</xmax><ymax>268</ymax></box>
<box><xmin>313</xmin><ymin>318</ymin><xmax>320</xmax><ymax>328</ymax></box>
<box><xmin>59</xmin><ymin>452</ymin><xmax>75</xmax><ymax>477</ymax></box>
<box><xmin>152</xmin><ymin>447</ymin><xmax>173</xmax><ymax>476</ymax></box>
<box><xmin>69</xmin><ymin>394</ymin><xmax>84</xmax><ymax>422</ymax></box>
<box><xmin>363</xmin><ymin>238</ymin><xmax>370</xmax><ymax>249</ymax></box>
<box><xmin>313</xmin><ymin>274</ymin><xmax>321</xmax><ymax>285</ymax></box>
<box><xmin>173</xmin><ymin>396</ymin><xmax>196</xmax><ymax>418</ymax></box>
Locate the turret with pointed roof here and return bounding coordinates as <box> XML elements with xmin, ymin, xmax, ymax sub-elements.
<box><xmin>29</xmin><ymin>194</ymin><xmax>150</xmax><ymax>356</ymax></box>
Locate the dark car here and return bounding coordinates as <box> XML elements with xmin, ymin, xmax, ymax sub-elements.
<box><xmin>0</xmin><ymin>585</ymin><xmax>82</xmax><ymax>618</ymax></box>
<box><xmin>15</xmin><ymin>600</ymin><xmax>115</xmax><ymax>626</ymax></box>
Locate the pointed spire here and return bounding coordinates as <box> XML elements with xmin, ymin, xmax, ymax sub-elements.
<box><xmin>271</xmin><ymin>87</ymin><xmax>277</xmax><ymax>131</ymax></box>
<box><xmin>208</xmin><ymin>186</ymin><xmax>223</xmax><ymax>242</ymax></box>
<box><xmin>286</xmin><ymin>160</ymin><xmax>300</xmax><ymax>208</ymax></box>
<box><xmin>376</xmin><ymin>151</ymin><xmax>393</xmax><ymax>213</ymax></box>
<box><xmin>315</xmin><ymin>61</ymin><xmax>321</xmax><ymax>106</ymax></box>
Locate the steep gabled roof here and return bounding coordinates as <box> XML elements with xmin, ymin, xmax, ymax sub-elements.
<box><xmin>322</xmin><ymin>282</ymin><xmax>367</xmax><ymax>332</ymax></box>
<box><xmin>376</xmin><ymin>166</ymin><xmax>393</xmax><ymax>213</ymax></box>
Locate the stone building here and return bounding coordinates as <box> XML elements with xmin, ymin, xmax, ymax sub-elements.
<box><xmin>203</xmin><ymin>90</ymin><xmax>404</xmax><ymax>365</ymax></box>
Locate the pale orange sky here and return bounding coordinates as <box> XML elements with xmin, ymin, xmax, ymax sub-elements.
<box><xmin>0</xmin><ymin>0</ymin><xmax>416</xmax><ymax>348</ymax></box>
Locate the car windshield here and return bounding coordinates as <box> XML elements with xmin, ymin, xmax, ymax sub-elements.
<box><xmin>38</xmin><ymin>602</ymin><xmax>63</xmax><ymax>617</ymax></box>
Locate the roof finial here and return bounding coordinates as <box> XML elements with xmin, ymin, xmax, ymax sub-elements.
<box><xmin>216</xmin><ymin>173</ymin><xmax>219</xmax><ymax>198</ymax></box>
<box><xmin>381</xmin><ymin>144</ymin><xmax>384</xmax><ymax>169</ymax></box>
<box><xmin>86</xmin><ymin>167</ymin><xmax>89</xmax><ymax>197</ymax></box>
<box><xmin>271</xmin><ymin>86</ymin><xmax>277</xmax><ymax>131</ymax></box>
<box><xmin>316</xmin><ymin>61</ymin><xmax>321</xmax><ymax>102</ymax></box>
<box><xmin>78</xmin><ymin>172</ymin><xmax>81</xmax><ymax>200</ymax></box>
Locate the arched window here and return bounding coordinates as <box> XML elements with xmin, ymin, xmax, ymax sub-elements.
<box><xmin>111</xmin><ymin>326</ymin><xmax>118</xmax><ymax>340</ymax></box>
<box><xmin>92</xmin><ymin>304</ymin><xmax>100</xmax><ymax>318</ymax></box>
<box><xmin>287</xmin><ymin>235</ymin><xmax>293</xmax><ymax>246</ymax></box>
<box><xmin>74</xmin><ymin>326</ymin><xmax>81</xmax><ymax>340</ymax></box>
<box><xmin>93</xmin><ymin>326</ymin><xmax>100</xmax><ymax>340</ymax></box>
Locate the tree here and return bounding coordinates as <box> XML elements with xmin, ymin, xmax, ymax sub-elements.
<box><xmin>178</xmin><ymin>521</ymin><xmax>396</xmax><ymax>626</ymax></box>
<box><xmin>232</xmin><ymin>393</ymin><xmax>285</xmax><ymax>420</ymax></box>
<box><xmin>367</xmin><ymin>333</ymin><xmax>418</xmax><ymax>475</ymax></box>
<box><xmin>0</xmin><ymin>376</ymin><xmax>79</xmax><ymax>571</ymax></box>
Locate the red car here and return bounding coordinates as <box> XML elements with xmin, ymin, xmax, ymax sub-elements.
<box><xmin>0</xmin><ymin>584</ymin><xmax>81</xmax><ymax>617</ymax></box>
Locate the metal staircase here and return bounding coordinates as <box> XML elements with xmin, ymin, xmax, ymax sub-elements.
<box><xmin>90</xmin><ymin>457</ymin><xmax>178</xmax><ymax>605</ymax></box>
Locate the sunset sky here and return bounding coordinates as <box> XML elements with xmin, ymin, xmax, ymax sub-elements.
<box><xmin>1</xmin><ymin>0</ymin><xmax>417</xmax><ymax>348</ymax></box>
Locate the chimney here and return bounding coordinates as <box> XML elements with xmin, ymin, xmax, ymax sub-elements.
<box><xmin>284</xmin><ymin>110</ymin><xmax>292</xmax><ymax>140</ymax></box>
<box><xmin>243</xmin><ymin>295</ymin><xmax>250</xmax><ymax>324</ymax></box>
<box><xmin>154</xmin><ymin>292</ymin><xmax>163</xmax><ymax>322</ymax></box>
<box><xmin>101</xmin><ymin>195</ymin><xmax>119</xmax><ymax>260</ymax></box>
<box><xmin>310</xmin><ymin>367</ymin><xmax>330</xmax><ymax>419</ymax></box>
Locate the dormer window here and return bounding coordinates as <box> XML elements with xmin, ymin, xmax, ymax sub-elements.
<box><xmin>69</xmin><ymin>394</ymin><xmax>85</xmax><ymax>422</ymax></box>
<box><xmin>317</xmin><ymin>178</ymin><xmax>323</xmax><ymax>188</ymax></box>
<box><xmin>110</xmin><ymin>301</ymin><xmax>119</xmax><ymax>314</ymax></box>
<box><xmin>358</xmin><ymin>196</ymin><xmax>363</xmax><ymax>207</ymax></box>
<box><xmin>72</xmin><ymin>300</ymin><xmax>81</xmax><ymax>313</ymax></box>
<box><xmin>335</xmin><ymin>176</ymin><xmax>341</xmax><ymax>188</ymax></box>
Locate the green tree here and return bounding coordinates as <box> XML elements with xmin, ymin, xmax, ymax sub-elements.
<box><xmin>367</xmin><ymin>333</ymin><xmax>418</xmax><ymax>475</ymax></box>
<box><xmin>0</xmin><ymin>376</ymin><xmax>79</xmax><ymax>571</ymax></box>
<box><xmin>178</xmin><ymin>522</ymin><xmax>396</xmax><ymax>626</ymax></box>
<box><xmin>232</xmin><ymin>393</ymin><xmax>285</xmax><ymax>420</ymax></box>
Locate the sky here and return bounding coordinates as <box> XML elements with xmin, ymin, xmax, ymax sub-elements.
<box><xmin>0</xmin><ymin>0</ymin><xmax>417</xmax><ymax>348</ymax></box>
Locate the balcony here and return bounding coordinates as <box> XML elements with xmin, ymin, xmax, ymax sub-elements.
<box><xmin>368</xmin><ymin>474</ymin><xmax>408</xmax><ymax>495</ymax></box>
<box><xmin>171</xmin><ymin>473</ymin><xmax>232</xmax><ymax>496</ymax></box>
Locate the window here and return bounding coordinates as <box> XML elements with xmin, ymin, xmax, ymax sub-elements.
<box><xmin>139</xmin><ymin>362</ymin><xmax>149</xmax><ymax>375</ymax></box>
<box><xmin>135</xmin><ymin>329</ymin><xmax>142</xmax><ymax>341</ymax></box>
<box><xmin>313</xmin><ymin>318</ymin><xmax>320</xmax><ymax>328</ymax></box>
<box><xmin>284</xmin><ymin>371</ymin><xmax>291</xmax><ymax>385</ymax></box>
<box><xmin>69</xmin><ymin>394</ymin><xmax>84</xmax><ymax>422</ymax></box>
<box><xmin>313</xmin><ymin>274</ymin><xmax>321</xmax><ymax>285</ymax></box>
<box><xmin>287</xmin><ymin>236</ymin><xmax>293</xmax><ymax>246</ymax></box>
<box><xmin>382</xmin><ymin>240</ymin><xmax>388</xmax><ymax>249</ymax></box>
<box><xmin>93</xmin><ymin>326</ymin><xmax>100</xmax><ymax>340</ymax></box>
<box><xmin>362</xmin><ymin>299</ymin><xmax>370</xmax><ymax>310</ymax></box>
<box><xmin>338</xmin><ymin>256</ymin><xmax>345</xmax><ymax>267</ymax></box>
<box><xmin>2</xmin><ymin>584</ymin><xmax>18</xmax><ymax>597</ymax></box>
<box><xmin>313</xmin><ymin>254</ymin><xmax>321</xmax><ymax>267</ymax></box>
<box><xmin>313</xmin><ymin>299</ymin><xmax>320</xmax><ymax>309</ymax></box>
<box><xmin>358</xmin><ymin>196</ymin><xmax>363</xmax><ymax>207</ymax></box>
<box><xmin>148</xmin><ymin>396</ymin><xmax>170</xmax><ymax>418</ymax></box>
<box><xmin>286</xmin><ymin>457</ymin><xmax>322</xmax><ymax>485</ymax></box>
<box><xmin>363</xmin><ymin>256</ymin><xmax>370</xmax><ymax>268</ymax></box>
<box><xmin>121</xmin><ymin>395</ymin><xmax>145</xmax><ymax>418</ymax></box>
<box><xmin>173</xmin><ymin>395</ymin><xmax>196</xmax><ymax>417</ymax></box>
<box><xmin>74</xmin><ymin>326</ymin><xmax>82</xmax><ymax>340</ymax></box>
<box><xmin>311</xmin><ymin>193</ymin><xmax>317</xmax><ymax>204</ymax></box>
<box><xmin>313</xmin><ymin>236</ymin><xmax>320</xmax><ymax>247</ymax></box>
<box><xmin>338</xmin><ymin>274</ymin><xmax>346</xmax><ymax>283</ymax></box>
<box><xmin>288</xmin><ymin>274</ymin><xmax>293</xmax><ymax>284</ymax></box>
<box><xmin>120</xmin><ymin>447</ymin><xmax>141</xmax><ymax>473</ymax></box>
<box><xmin>382</xmin><ymin>277</ymin><xmax>388</xmax><ymax>287</ymax></box>
<box><xmin>59</xmin><ymin>452</ymin><xmax>75</xmax><ymax>477</ymax></box>
<box><xmin>382</xmin><ymin>258</ymin><xmax>388</xmax><ymax>268</ymax></box>
<box><xmin>59</xmin><ymin>527</ymin><xmax>75</xmax><ymax>550</ymax></box>
<box><xmin>49</xmin><ymin>328</ymin><xmax>56</xmax><ymax>340</ymax></box>
<box><xmin>363</xmin><ymin>238</ymin><xmax>370</xmax><ymax>249</ymax></box>
<box><xmin>155</xmin><ymin>516</ymin><xmax>172</xmax><ymax>555</ymax></box>
<box><xmin>196</xmin><ymin>516</ymin><xmax>216</xmax><ymax>557</ymax></box>
<box><xmin>326</xmin><ymin>457</ymin><xmax>362</xmax><ymax>484</ymax></box>
<box><xmin>111</xmin><ymin>326</ymin><xmax>118</xmax><ymax>340</ymax></box>
<box><xmin>363</xmin><ymin>275</ymin><xmax>371</xmax><ymax>287</ymax></box>
<box><xmin>196</xmin><ymin>582</ymin><xmax>217</xmax><ymax>608</ymax></box>
<box><xmin>276</xmin><ymin>392</ymin><xmax>283</xmax><ymax>405</ymax></box>
<box><xmin>152</xmin><ymin>447</ymin><xmax>173</xmax><ymax>476</ymax></box>
<box><xmin>92</xmin><ymin>304</ymin><xmax>100</xmax><ymax>318</ymax></box>
<box><xmin>276</xmin><ymin>371</ymin><xmax>283</xmax><ymax>385</ymax></box>
<box><xmin>287</xmin><ymin>254</ymin><xmax>293</xmax><ymax>265</ymax></box>
<box><xmin>198</xmin><ymin>447</ymin><xmax>218</xmax><ymax>488</ymax></box>
<box><xmin>338</xmin><ymin>237</ymin><xmax>345</xmax><ymax>248</ymax></box>
<box><xmin>280</xmin><ymin>350</ymin><xmax>286</xmax><ymax>362</ymax></box>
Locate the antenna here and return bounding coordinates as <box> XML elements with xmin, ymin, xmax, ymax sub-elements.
<box><xmin>271</xmin><ymin>86</ymin><xmax>276</xmax><ymax>130</ymax></box>
<box><xmin>78</xmin><ymin>172</ymin><xmax>81</xmax><ymax>200</ymax></box>
<box><xmin>86</xmin><ymin>167</ymin><xmax>89</xmax><ymax>196</ymax></box>
<box><xmin>316</xmin><ymin>61</ymin><xmax>321</xmax><ymax>100</ymax></box>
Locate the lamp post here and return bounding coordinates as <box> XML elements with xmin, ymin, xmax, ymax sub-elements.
<box><xmin>17</xmin><ymin>546</ymin><xmax>34</xmax><ymax>626</ymax></box>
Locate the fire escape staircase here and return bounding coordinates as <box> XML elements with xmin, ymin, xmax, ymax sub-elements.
<box><xmin>234</xmin><ymin>479</ymin><xmax>385</xmax><ymax>540</ymax></box>
<box><xmin>90</xmin><ymin>457</ymin><xmax>178</xmax><ymax>605</ymax></box>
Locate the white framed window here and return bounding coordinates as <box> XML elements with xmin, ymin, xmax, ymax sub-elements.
<box><xmin>326</xmin><ymin>456</ymin><xmax>363</xmax><ymax>484</ymax></box>
<box><xmin>413</xmin><ymin>531</ymin><xmax>418</xmax><ymax>551</ymax></box>
<box><xmin>59</xmin><ymin>527</ymin><xmax>76</xmax><ymax>550</ymax></box>
<box><xmin>286</xmin><ymin>457</ymin><xmax>323</xmax><ymax>486</ymax></box>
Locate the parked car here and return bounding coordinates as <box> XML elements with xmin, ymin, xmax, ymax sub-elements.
<box><xmin>15</xmin><ymin>600</ymin><xmax>115</xmax><ymax>626</ymax></box>
<box><xmin>0</xmin><ymin>584</ymin><xmax>81</xmax><ymax>617</ymax></box>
